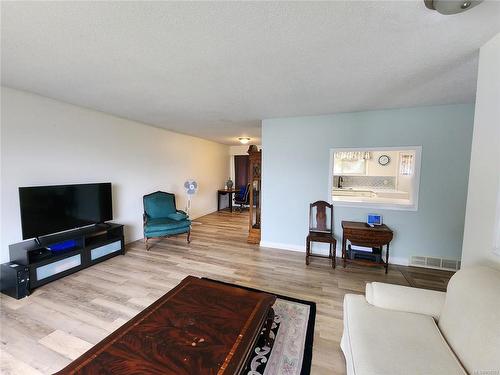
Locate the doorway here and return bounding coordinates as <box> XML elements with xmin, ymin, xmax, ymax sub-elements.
<box><xmin>234</xmin><ymin>155</ymin><xmax>249</xmax><ymax>189</ymax></box>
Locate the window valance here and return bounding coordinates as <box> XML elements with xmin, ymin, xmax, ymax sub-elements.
<box><xmin>334</xmin><ymin>151</ymin><xmax>372</xmax><ymax>161</ymax></box>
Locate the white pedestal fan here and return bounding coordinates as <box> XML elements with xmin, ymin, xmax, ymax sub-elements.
<box><xmin>184</xmin><ymin>179</ymin><xmax>201</xmax><ymax>225</ymax></box>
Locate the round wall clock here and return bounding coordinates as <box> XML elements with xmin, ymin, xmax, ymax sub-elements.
<box><xmin>378</xmin><ymin>155</ymin><xmax>390</xmax><ymax>166</ymax></box>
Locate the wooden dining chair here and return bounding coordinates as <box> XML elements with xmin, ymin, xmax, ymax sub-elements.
<box><xmin>306</xmin><ymin>200</ymin><xmax>336</xmax><ymax>268</ymax></box>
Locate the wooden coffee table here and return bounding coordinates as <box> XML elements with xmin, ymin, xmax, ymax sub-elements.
<box><xmin>56</xmin><ymin>276</ymin><xmax>276</xmax><ymax>374</ymax></box>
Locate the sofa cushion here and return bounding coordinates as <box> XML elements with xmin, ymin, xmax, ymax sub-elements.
<box><xmin>438</xmin><ymin>266</ymin><xmax>500</xmax><ymax>375</ymax></box>
<box><xmin>341</xmin><ymin>294</ymin><xmax>466</xmax><ymax>375</ymax></box>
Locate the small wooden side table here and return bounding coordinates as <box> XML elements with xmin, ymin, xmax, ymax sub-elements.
<box><xmin>341</xmin><ymin>221</ymin><xmax>393</xmax><ymax>273</ymax></box>
<box><xmin>217</xmin><ymin>189</ymin><xmax>239</xmax><ymax>212</ymax></box>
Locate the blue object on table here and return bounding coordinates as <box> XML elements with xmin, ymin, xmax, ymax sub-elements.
<box><xmin>367</xmin><ymin>214</ymin><xmax>382</xmax><ymax>227</ymax></box>
<box><xmin>234</xmin><ymin>184</ymin><xmax>250</xmax><ymax>211</ymax></box>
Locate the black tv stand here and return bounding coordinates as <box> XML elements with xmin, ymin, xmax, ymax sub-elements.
<box><xmin>8</xmin><ymin>223</ymin><xmax>124</xmax><ymax>293</ymax></box>
<box><xmin>96</xmin><ymin>222</ymin><xmax>112</xmax><ymax>229</ymax></box>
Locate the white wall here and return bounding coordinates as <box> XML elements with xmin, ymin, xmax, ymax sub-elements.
<box><xmin>0</xmin><ymin>87</ymin><xmax>229</xmax><ymax>263</ymax></box>
<box><xmin>365</xmin><ymin>150</ymin><xmax>399</xmax><ymax>177</ymax></box>
<box><xmin>462</xmin><ymin>33</ymin><xmax>500</xmax><ymax>269</ymax></box>
<box><xmin>262</xmin><ymin>104</ymin><xmax>474</xmax><ymax>264</ymax></box>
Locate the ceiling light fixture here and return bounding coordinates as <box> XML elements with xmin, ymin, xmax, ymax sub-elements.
<box><xmin>238</xmin><ymin>137</ymin><xmax>251</xmax><ymax>144</ymax></box>
<box><xmin>424</xmin><ymin>0</ymin><xmax>483</xmax><ymax>14</ymax></box>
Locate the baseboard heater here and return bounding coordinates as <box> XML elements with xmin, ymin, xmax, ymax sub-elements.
<box><xmin>410</xmin><ymin>255</ymin><xmax>461</xmax><ymax>271</ymax></box>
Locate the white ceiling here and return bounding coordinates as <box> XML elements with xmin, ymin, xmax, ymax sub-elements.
<box><xmin>2</xmin><ymin>2</ymin><xmax>500</xmax><ymax>145</ymax></box>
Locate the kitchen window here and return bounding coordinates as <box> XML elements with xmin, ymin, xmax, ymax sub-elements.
<box><xmin>399</xmin><ymin>153</ymin><xmax>414</xmax><ymax>176</ymax></box>
<box><xmin>329</xmin><ymin>146</ymin><xmax>422</xmax><ymax>211</ymax></box>
<box><xmin>333</xmin><ymin>151</ymin><xmax>371</xmax><ymax>175</ymax></box>
<box><xmin>334</xmin><ymin>159</ymin><xmax>366</xmax><ymax>175</ymax></box>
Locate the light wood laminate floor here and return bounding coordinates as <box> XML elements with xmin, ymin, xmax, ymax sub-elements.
<box><xmin>0</xmin><ymin>211</ymin><xmax>453</xmax><ymax>374</ymax></box>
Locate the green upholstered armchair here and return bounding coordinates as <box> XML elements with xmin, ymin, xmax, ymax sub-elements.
<box><xmin>143</xmin><ymin>191</ymin><xmax>191</xmax><ymax>250</ymax></box>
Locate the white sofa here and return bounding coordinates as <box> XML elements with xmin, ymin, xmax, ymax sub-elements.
<box><xmin>341</xmin><ymin>266</ymin><xmax>500</xmax><ymax>375</ymax></box>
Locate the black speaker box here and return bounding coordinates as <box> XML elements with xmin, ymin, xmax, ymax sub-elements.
<box><xmin>1</xmin><ymin>262</ymin><xmax>30</xmax><ymax>299</ymax></box>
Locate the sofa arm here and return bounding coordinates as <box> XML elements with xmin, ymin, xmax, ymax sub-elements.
<box><xmin>365</xmin><ymin>282</ymin><xmax>446</xmax><ymax>320</ymax></box>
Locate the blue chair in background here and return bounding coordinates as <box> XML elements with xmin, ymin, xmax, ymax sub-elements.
<box><xmin>234</xmin><ymin>183</ymin><xmax>250</xmax><ymax>212</ymax></box>
<box><xmin>143</xmin><ymin>191</ymin><xmax>191</xmax><ymax>250</ymax></box>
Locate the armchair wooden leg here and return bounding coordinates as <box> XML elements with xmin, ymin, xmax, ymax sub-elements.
<box><xmin>187</xmin><ymin>229</ymin><xmax>191</xmax><ymax>244</ymax></box>
<box><xmin>145</xmin><ymin>237</ymin><xmax>149</xmax><ymax>251</ymax></box>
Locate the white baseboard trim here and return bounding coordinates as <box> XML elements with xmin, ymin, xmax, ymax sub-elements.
<box><xmin>388</xmin><ymin>256</ymin><xmax>409</xmax><ymax>266</ymax></box>
<box><xmin>259</xmin><ymin>241</ymin><xmax>305</xmax><ymax>253</ymax></box>
<box><xmin>259</xmin><ymin>241</ymin><xmax>409</xmax><ymax>266</ymax></box>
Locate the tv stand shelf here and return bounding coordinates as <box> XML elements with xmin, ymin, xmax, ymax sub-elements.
<box><xmin>9</xmin><ymin>223</ymin><xmax>124</xmax><ymax>292</ymax></box>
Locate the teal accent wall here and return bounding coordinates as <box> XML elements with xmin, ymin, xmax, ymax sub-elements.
<box><xmin>261</xmin><ymin>104</ymin><xmax>474</xmax><ymax>263</ymax></box>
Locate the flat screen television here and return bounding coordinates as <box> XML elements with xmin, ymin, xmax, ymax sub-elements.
<box><xmin>19</xmin><ymin>183</ymin><xmax>113</xmax><ymax>240</ymax></box>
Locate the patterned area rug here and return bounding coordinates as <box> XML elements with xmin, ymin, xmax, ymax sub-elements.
<box><xmin>204</xmin><ymin>280</ymin><xmax>315</xmax><ymax>375</ymax></box>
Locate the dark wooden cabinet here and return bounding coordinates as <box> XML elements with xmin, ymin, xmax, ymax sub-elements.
<box><xmin>247</xmin><ymin>146</ymin><xmax>261</xmax><ymax>244</ymax></box>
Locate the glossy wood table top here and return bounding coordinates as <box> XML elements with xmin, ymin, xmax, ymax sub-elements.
<box><xmin>341</xmin><ymin>220</ymin><xmax>393</xmax><ymax>246</ymax></box>
<box><xmin>341</xmin><ymin>220</ymin><xmax>392</xmax><ymax>233</ymax></box>
<box><xmin>55</xmin><ymin>276</ymin><xmax>276</xmax><ymax>375</ymax></box>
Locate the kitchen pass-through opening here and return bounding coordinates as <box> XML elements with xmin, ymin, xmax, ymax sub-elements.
<box><xmin>329</xmin><ymin>146</ymin><xmax>422</xmax><ymax>211</ymax></box>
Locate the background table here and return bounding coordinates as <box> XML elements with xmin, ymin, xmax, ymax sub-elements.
<box><xmin>217</xmin><ymin>188</ymin><xmax>239</xmax><ymax>212</ymax></box>
<box><xmin>341</xmin><ymin>221</ymin><xmax>393</xmax><ymax>273</ymax></box>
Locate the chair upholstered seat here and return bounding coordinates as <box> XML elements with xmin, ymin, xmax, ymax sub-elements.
<box><xmin>144</xmin><ymin>217</ymin><xmax>191</xmax><ymax>236</ymax></box>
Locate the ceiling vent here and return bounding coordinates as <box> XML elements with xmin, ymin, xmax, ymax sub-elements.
<box><xmin>410</xmin><ymin>256</ymin><xmax>461</xmax><ymax>271</ymax></box>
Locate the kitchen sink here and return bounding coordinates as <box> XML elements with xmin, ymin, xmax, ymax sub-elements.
<box><xmin>333</xmin><ymin>188</ymin><xmax>376</xmax><ymax>197</ymax></box>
